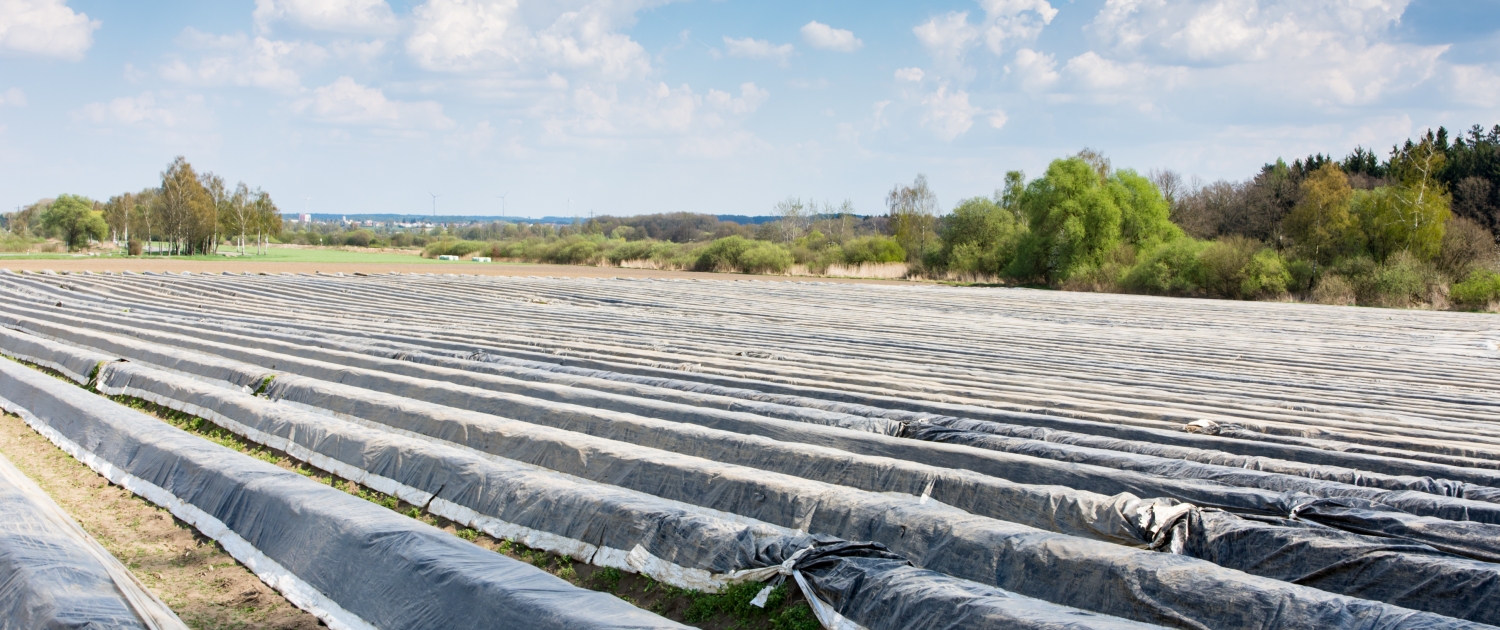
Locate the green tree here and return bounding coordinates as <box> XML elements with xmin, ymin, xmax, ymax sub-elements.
<box><xmin>1362</xmin><ymin>136</ymin><xmax>1451</xmax><ymax>262</ymax></box>
<box><xmin>939</xmin><ymin>196</ymin><xmax>1024</xmax><ymax>274</ymax></box>
<box><xmin>1009</xmin><ymin>157</ymin><xmax>1123</xmax><ymax>283</ymax></box>
<box><xmin>1284</xmin><ymin>163</ymin><xmax>1357</xmax><ymax>266</ymax></box>
<box><xmin>40</xmin><ymin>194</ymin><xmax>107</xmax><ymax>250</ymax></box>
<box><xmin>1111</xmin><ymin>169</ymin><xmax>1182</xmax><ymax>248</ymax></box>
<box><xmin>159</xmin><ymin>156</ymin><xmax>214</xmax><ymax>255</ymax></box>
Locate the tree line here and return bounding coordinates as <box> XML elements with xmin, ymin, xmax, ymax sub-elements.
<box><xmin>4</xmin><ymin>156</ymin><xmax>282</xmax><ymax>255</ymax></box>
<box><xmin>899</xmin><ymin>125</ymin><xmax>1500</xmax><ymax>309</ymax></box>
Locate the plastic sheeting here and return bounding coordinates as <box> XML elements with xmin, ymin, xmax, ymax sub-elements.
<box><xmin>94</xmin><ymin>360</ymin><xmax>1170</xmax><ymax>630</ymax></box>
<box><xmin>0</xmin><ymin>450</ymin><xmax>186</xmax><ymax>630</ymax></box>
<box><xmin>252</xmin><ymin>373</ymin><xmax>1491</xmax><ymax>628</ymax></box>
<box><xmin>51</xmin><ymin>304</ymin><xmax>1499</xmax><ymax>509</ymax></box>
<box><xmin>19</xmin><ymin>282</ymin><xmax>1500</xmax><ymax>492</ymax></box>
<box><xmin>6</xmin><ymin>314</ymin><xmax>1500</xmax><ymax>623</ymax></box>
<box><xmin>0</xmin><ymin>358</ymin><xmax>687</xmax><ymax>630</ymax></box>
<box><xmin>11</xmin><ymin>278</ymin><xmax>1500</xmax><ymax>489</ymax></box>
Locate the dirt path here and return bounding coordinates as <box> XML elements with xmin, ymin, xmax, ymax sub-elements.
<box><xmin>0</xmin><ymin>258</ymin><xmax>912</xmax><ymax>285</ymax></box>
<box><xmin>0</xmin><ymin>411</ymin><xmax>323</xmax><ymax>630</ymax></box>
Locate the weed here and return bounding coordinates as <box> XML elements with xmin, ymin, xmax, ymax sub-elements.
<box><xmin>593</xmin><ymin>567</ymin><xmax>623</xmax><ymax>593</ymax></box>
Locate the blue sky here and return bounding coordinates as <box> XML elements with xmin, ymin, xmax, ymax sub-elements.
<box><xmin>1</xmin><ymin>0</ymin><xmax>1497</xmax><ymax>218</ymax></box>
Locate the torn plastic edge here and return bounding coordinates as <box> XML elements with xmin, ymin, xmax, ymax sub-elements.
<box><xmin>0</xmin><ymin>392</ymin><xmax>379</xmax><ymax>630</ymax></box>
<box><xmin>98</xmin><ymin>368</ymin><xmax>765</xmax><ymax>595</ymax></box>
<box><xmin>713</xmin><ymin>543</ymin><xmax>865</xmax><ymax>630</ymax></box>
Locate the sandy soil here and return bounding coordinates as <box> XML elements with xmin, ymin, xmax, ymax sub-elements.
<box><xmin>0</xmin><ymin>411</ymin><xmax>322</xmax><ymax>630</ymax></box>
<box><xmin>0</xmin><ymin>257</ymin><xmax>912</xmax><ymax>285</ymax></box>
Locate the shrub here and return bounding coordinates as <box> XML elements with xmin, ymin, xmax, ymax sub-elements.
<box><xmin>544</xmin><ymin>238</ymin><xmax>600</xmax><ymax>265</ymax></box>
<box><xmin>1286</xmin><ymin>259</ymin><xmax>1316</xmax><ymax>294</ymax></box>
<box><xmin>1196</xmin><ymin>236</ymin><xmax>1260</xmax><ymax>299</ymax></box>
<box><xmin>605</xmin><ymin>240</ymin><xmax>657</xmax><ymax>264</ymax></box>
<box><xmin>127</xmin><ymin>239</ymin><xmax>143</xmax><ymax>256</ymax></box>
<box><xmin>694</xmin><ymin>236</ymin><xmax>754</xmax><ymax>271</ymax></box>
<box><xmin>344</xmin><ymin>229</ymin><xmax>375</xmax><ymax>247</ymax></box>
<box><xmin>841</xmin><ymin>236</ymin><xmax>906</xmax><ymax>265</ymax></box>
<box><xmin>422</xmin><ymin>240</ymin><xmax>487</xmax><ymax>258</ymax></box>
<box><xmin>737</xmin><ymin>242</ymin><xmax>794</xmax><ymax>274</ymax></box>
<box><xmin>1438</xmin><ymin>216</ymin><xmax>1499</xmax><ymax>279</ymax></box>
<box><xmin>1240</xmin><ymin>249</ymin><xmax>1292</xmax><ymax>299</ymax></box>
<box><xmin>1450</xmin><ymin>269</ymin><xmax>1500</xmax><ymax>311</ymax></box>
<box><xmin>1121</xmin><ymin>238</ymin><xmax>1207</xmax><ymax>295</ymax></box>
<box><xmin>1310</xmin><ymin>275</ymin><xmax>1357</xmax><ymax>305</ymax></box>
<box><xmin>1365</xmin><ymin>251</ymin><xmax>1438</xmax><ymax>307</ymax></box>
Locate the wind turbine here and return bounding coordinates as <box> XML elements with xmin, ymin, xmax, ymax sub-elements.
<box><xmin>429</xmin><ymin>192</ymin><xmax>442</xmax><ymax>220</ymax></box>
<box><xmin>496</xmin><ymin>193</ymin><xmax>507</xmax><ymax>219</ymax></box>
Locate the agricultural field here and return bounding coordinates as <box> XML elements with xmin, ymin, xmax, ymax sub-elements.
<box><xmin>1</xmin><ymin>269</ymin><xmax>1498</xmax><ymax>629</ymax></box>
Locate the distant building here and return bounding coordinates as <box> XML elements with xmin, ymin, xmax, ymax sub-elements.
<box><xmin>299</xmin><ymin>213</ymin><xmax>311</xmax><ymax>223</ymax></box>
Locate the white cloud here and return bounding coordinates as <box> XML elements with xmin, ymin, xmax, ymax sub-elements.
<box><xmin>894</xmin><ymin>67</ymin><xmax>925</xmax><ymax>82</ymax></box>
<box><xmin>977</xmin><ymin>0</ymin><xmax>1057</xmax><ymax>54</ymax></box>
<box><xmin>1449</xmin><ymin>64</ymin><xmax>1500</xmax><ymax>108</ymax></box>
<box><xmin>914</xmin><ymin>12</ymin><xmax>978</xmax><ymax>74</ymax></box>
<box><xmin>723</xmin><ymin>36</ymin><xmax>795</xmax><ymax>66</ymax></box>
<box><xmin>914</xmin><ymin>1</ymin><xmax>1056</xmax><ymax>76</ymax></box>
<box><xmin>160</xmin><ymin>29</ymin><xmax>328</xmax><ymax>92</ymax></box>
<box><xmin>988</xmin><ymin>110</ymin><xmax>1008</xmax><ymax>129</ymax></box>
<box><xmin>801</xmin><ymin>21</ymin><xmax>862</xmax><ymax>53</ymax></box>
<box><xmin>534</xmin><ymin>80</ymin><xmax>770</xmax><ymax>157</ymax></box>
<box><xmin>0</xmin><ymin>87</ymin><xmax>23</xmax><ymax>106</ymax></box>
<box><xmin>253</xmin><ymin>0</ymin><xmax>397</xmax><ymax>34</ymax></box>
<box><xmin>1088</xmin><ymin>0</ymin><xmax>1409</xmax><ymax>66</ymax></box>
<box><xmin>293</xmin><ymin>77</ymin><xmax>455</xmax><ymax>129</ymax></box>
<box><xmin>1011</xmin><ymin>48</ymin><xmax>1058</xmax><ymax>91</ymax></box>
<box><xmin>920</xmin><ymin>85</ymin><xmax>979</xmax><ymax>141</ymax></box>
<box><xmin>0</xmin><ymin>0</ymin><xmax>99</xmax><ymax>60</ymax></box>
<box><xmin>1081</xmin><ymin>0</ymin><xmax>1445</xmax><ymax>107</ymax></box>
<box><xmin>1063</xmin><ymin>52</ymin><xmax>1131</xmax><ymax>91</ymax></box>
<box><xmin>706</xmin><ymin>82</ymin><xmax>769</xmax><ymax>114</ymax></box>
<box><xmin>406</xmin><ymin>0</ymin><xmax>654</xmax><ymax>80</ymax></box>
<box><xmin>75</xmin><ymin>92</ymin><xmax>208</xmax><ymax>128</ymax></box>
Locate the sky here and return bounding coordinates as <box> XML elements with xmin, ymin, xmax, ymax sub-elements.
<box><xmin>1</xmin><ymin>0</ymin><xmax>1498</xmax><ymax>218</ymax></box>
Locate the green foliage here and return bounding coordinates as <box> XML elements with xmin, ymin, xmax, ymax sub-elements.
<box><xmin>692</xmin><ymin>236</ymin><xmax>792</xmax><ymax>273</ymax></box>
<box><xmin>737</xmin><ymin>241</ymin><xmax>794</xmax><ymax>274</ymax></box>
<box><xmin>40</xmin><ymin>194</ymin><xmax>107</xmax><ymax>250</ymax></box>
<box><xmin>1197</xmin><ymin>236</ymin><xmax>1263</xmax><ymax>299</ymax></box>
<box><xmin>1353</xmin><ymin>185</ymin><xmax>1449</xmax><ymax>263</ymax></box>
<box><xmin>1121</xmin><ymin>239</ymin><xmax>1207</xmax><ymax>295</ymax></box>
<box><xmin>839</xmin><ymin>235</ymin><xmax>905</xmax><ymax>264</ymax></box>
<box><xmin>1240</xmin><ymin>248</ymin><xmax>1293</xmax><ymax>299</ymax></box>
<box><xmin>592</xmin><ymin>567</ymin><xmax>623</xmax><ymax>593</ymax></box>
<box><xmin>1011</xmin><ymin>157</ymin><xmax>1124</xmax><ymax>283</ymax></box>
<box><xmin>543</xmin><ymin>237</ymin><xmax>601</xmax><ymax>264</ymax></box>
<box><xmin>1110</xmin><ymin>169</ymin><xmax>1182</xmax><ymax>248</ymax></box>
<box><xmin>1336</xmin><ymin>252</ymin><xmax>1439</xmax><ymax>307</ymax></box>
<box><xmin>1451</xmin><ymin>270</ymin><xmax>1500</xmax><ymax>310</ymax></box>
<box><xmin>695</xmin><ymin>236</ymin><xmax>755</xmax><ymax>271</ymax></box>
<box><xmin>344</xmin><ymin>229</ymin><xmax>377</xmax><ymax>247</ymax></box>
<box><xmin>423</xmin><ymin>240</ymin><xmax>489</xmax><ymax>258</ymax></box>
<box><xmin>1285</xmin><ymin>164</ymin><xmax>1358</xmax><ymax>265</ymax></box>
<box><xmin>940</xmin><ymin>196</ymin><xmax>1025</xmax><ymax>275</ymax></box>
